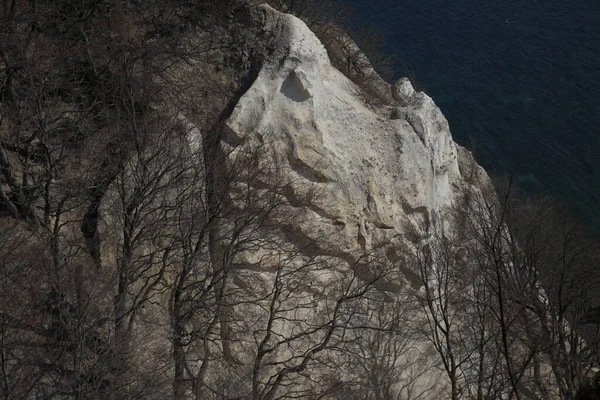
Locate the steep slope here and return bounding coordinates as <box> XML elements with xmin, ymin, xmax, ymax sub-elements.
<box><xmin>224</xmin><ymin>4</ymin><xmax>488</xmax><ymax>263</ymax></box>
<box><xmin>182</xmin><ymin>5</ymin><xmax>495</xmax><ymax>398</ymax></box>
<box><xmin>0</xmin><ymin>2</ymin><xmax>503</xmax><ymax>398</ymax></box>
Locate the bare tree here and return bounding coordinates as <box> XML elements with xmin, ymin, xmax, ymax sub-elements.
<box><xmin>456</xmin><ymin>175</ymin><xmax>600</xmax><ymax>399</ymax></box>
<box><xmin>485</xmin><ymin>185</ymin><xmax>600</xmax><ymax>399</ymax></box>
<box><xmin>406</xmin><ymin>218</ymin><xmax>476</xmax><ymax>400</ymax></box>
<box><xmin>243</xmin><ymin>252</ymin><xmax>392</xmax><ymax>400</ymax></box>
<box><xmin>325</xmin><ymin>291</ymin><xmax>437</xmax><ymax>400</ymax></box>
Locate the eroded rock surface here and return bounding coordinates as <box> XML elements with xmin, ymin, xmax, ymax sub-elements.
<box><xmin>225</xmin><ymin>5</ymin><xmax>487</xmax><ymax>261</ymax></box>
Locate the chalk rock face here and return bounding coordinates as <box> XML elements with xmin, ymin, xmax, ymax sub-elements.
<box><xmin>226</xmin><ymin>5</ymin><xmax>475</xmax><ymax>259</ymax></box>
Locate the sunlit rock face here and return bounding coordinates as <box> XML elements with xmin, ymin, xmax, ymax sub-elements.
<box><xmin>183</xmin><ymin>5</ymin><xmax>492</xmax><ymax>398</ymax></box>
<box><xmin>94</xmin><ymin>5</ymin><xmax>492</xmax><ymax>397</ymax></box>
<box><xmin>226</xmin><ymin>5</ymin><xmax>483</xmax><ymax>259</ymax></box>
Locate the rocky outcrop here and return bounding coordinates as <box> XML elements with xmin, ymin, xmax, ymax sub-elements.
<box><xmin>97</xmin><ymin>4</ymin><xmax>493</xmax><ymax>397</ymax></box>
<box><xmin>225</xmin><ymin>4</ymin><xmax>488</xmax><ymax>264</ymax></box>
<box><xmin>210</xmin><ymin>7</ymin><xmax>493</xmax><ymax>395</ymax></box>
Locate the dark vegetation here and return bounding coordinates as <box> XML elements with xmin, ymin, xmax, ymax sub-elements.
<box><xmin>1</xmin><ymin>0</ymin><xmax>600</xmax><ymax>398</ymax></box>
<box><xmin>412</xmin><ymin>170</ymin><xmax>600</xmax><ymax>400</ymax></box>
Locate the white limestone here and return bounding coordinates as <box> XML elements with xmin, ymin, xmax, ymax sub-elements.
<box><xmin>215</xmin><ymin>6</ymin><xmax>491</xmax><ymax>397</ymax></box>
<box><xmin>226</xmin><ymin>5</ymin><xmax>482</xmax><ymax>258</ymax></box>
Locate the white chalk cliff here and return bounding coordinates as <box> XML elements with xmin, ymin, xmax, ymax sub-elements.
<box><xmin>225</xmin><ymin>5</ymin><xmax>487</xmax><ymax>261</ymax></box>
<box><xmin>207</xmin><ymin>6</ymin><xmax>493</xmax><ymax>396</ymax></box>
<box><xmin>157</xmin><ymin>5</ymin><xmax>495</xmax><ymax>398</ymax></box>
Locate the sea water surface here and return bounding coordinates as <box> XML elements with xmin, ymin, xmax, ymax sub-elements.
<box><xmin>346</xmin><ymin>0</ymin><xmax>600</xmax><ymax>229</ymax></box>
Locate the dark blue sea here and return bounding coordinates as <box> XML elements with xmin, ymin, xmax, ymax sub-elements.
<box><xmin>347</xmin><ymin>0</ymin><xmax>600</xmax><ymax>229</ymax></box>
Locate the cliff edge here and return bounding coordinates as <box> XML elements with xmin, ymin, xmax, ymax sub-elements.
<box><xmin>223</xmin><ymin>4</ymin><xmax>490</xmax><ymax>266</ymax></box>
